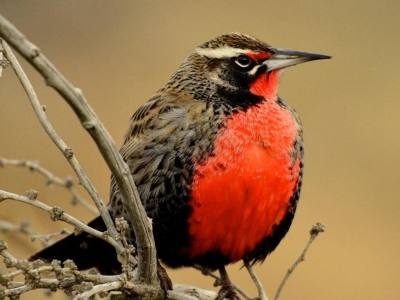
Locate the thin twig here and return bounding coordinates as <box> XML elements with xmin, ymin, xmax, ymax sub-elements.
<box><xmin>73</xmin><ymin>281</ymin><xmax>123</xmax><ymax>300</ymax></box>
<box><xmin>0</xmin><ymin>41</ymin><xmax>9</xmax><ymax>77</ymax></box>
<box><xmin>0</xmin><ymin>157</ymin><xmax>97</xmax><ymax>214</ymax></box>
<box><xmin>274</xmin><ymin>223</ymin><xmax>326</xmax><ymax>300</ymax></box>
<box><xmin>0</xmin><ymin>219</ymin><xmax>70</xmax><ymax>247</ymax></box>
<box><xmin>0</xmin><ymin>220</ymin><xmax>36</xmax><ymax>236</ymax></box>
<box><xmin>0</xmin><ymin>41</ymin><xmax>3</xmax><ymax>77</ymax></box>
<box><xmin>244</xmin><ymin>260</ymin><xmax>268</xmax><ymax>300</ymax></box>
<box><xmin>0</xmin><ymin>189</ymin><xmax>121</xmax><ymax>251</ymax></box>
<box><xmin>0</xmin><ymin>40</ymin><xmax>121</xmax><ymax>252</ymax></box>
<box><xmin>0</xmin><ymin>15</ymin><xmax>157</xmax><ymax>284</ymax></box>
<box><xmin>30</xmin><ymin>229</ymin><xmax>71</xmax><ymax>246</ymax></box>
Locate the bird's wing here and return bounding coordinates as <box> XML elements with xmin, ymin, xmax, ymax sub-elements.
<box><xmin>120</xmin><ymin>92</ymin><xmax>196</xmax><ymax>159</ymax></box>
<box><xmin>109</xmin><ymin>92</ymin><xmax>208</xmax><ymax>212</ymax></box>
<box><xmin>123</xmin><ymin>95</ymin><xmax>163</xmax><ymax>142</ymax></box>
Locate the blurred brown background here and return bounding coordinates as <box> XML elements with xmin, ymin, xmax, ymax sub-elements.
<box><xmin>0</xmin><ymin>1</ymin><xmax>399</xmax><ymax>299</ymax></box>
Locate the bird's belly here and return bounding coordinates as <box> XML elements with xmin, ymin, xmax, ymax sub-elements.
<box><xmin>185</xmin><ymin>100</ymin><xmax>301</xmax><ymax>262</ymax></box>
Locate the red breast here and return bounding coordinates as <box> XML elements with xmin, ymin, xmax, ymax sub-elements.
<box><xmin>185</xmin><ymin>71</ymin><xmax>301</xmax><ymax>261</ymax></box>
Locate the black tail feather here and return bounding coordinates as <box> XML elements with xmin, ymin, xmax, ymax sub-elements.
<box><xmin>30</xmin><ymin>216</ymin><xmax>121</xmax><ymax>274</ymax></box>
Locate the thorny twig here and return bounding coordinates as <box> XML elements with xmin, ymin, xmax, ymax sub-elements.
<box><xmin>0</xmin><ymin>14</ymin><xmax>157</xmax><ymax>285</ymax></box>
<box><xmin>273</xmin><ymin>223</ymin><xmax>326</xmax><ymax>300</ymax></box>
<box><xmin>0</xmin><ymin>158</ymin><xmax>97</xmax><ymax>214</ymax></box>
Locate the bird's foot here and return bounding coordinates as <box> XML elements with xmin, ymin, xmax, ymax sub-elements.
<box><xmin>157</xmin><ymin>260</ymin><xmax>173</xmax><ymax>293</ymax></box>
<box><xmin>215</xmin><ymin>266</ymin><xmax>240</xmax><ymax>300</ymax></box>
<box><xmin>216</xmin><ymin>283</ymin><xmax>240</xmax><ymax>300</ymax></box>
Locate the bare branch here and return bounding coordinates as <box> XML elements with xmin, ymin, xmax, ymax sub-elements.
<box><xmin>0</xmin><ymin>41</ymin><xmax>9</xmax><ymax>77</ymax></box>
<box><xmin>0</xmin><ymin>242</ymin><xmax>125</xmax><ymax>298</ymax></box>
<box><xmin>0</xmin><ymin>220</ymin><xmax>35</xmax><ymax>237</ymax></box>
<box><xmin>0</xmin><ymin>42</ymin><xmax>3</xmax><ymax>77</ymax></box>
<box><xmin>0</xmin><ymin>243</ymin><xmax>214</xmax><ymax>300</ymax></box>
<box><xmin>0</xmin><ymin>40</ymin><xmax>121</xmax><ymax>252</ymax></box>
<box><xmin>274</xmin><ymin>222</ymin><xmax>326</xmax><ymax>300</ymax></box>
<box><xmin>73</xmin><ymin>281</ymin><xmax>123</xmax><ymax>300</ymax></box>
<box><xmin>0</xmin><ymin>14</ymin><xmax>157</xmax><ymax>285</ymax></box>
<box><xmin>168</xmin><ymin>285</ymin><xmax>217</xmax><ymax>300</ymax></box>
<box><xmin>30</xmin><ymin>229</ymin><xmax>71</xmax><ymax>246</ymax></box>
<box><xmin>0</xmin><ymin>157</ymin><xmax>97</xmax><ymax>214</ymax></box>
<box><xmin>0</xmin><ymin>189</ymin><xmax>121</xmax><ymax>251</ymax></box>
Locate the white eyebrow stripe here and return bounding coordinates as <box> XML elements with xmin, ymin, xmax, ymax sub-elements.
<box><xmin>195</xmin><ymin>47</ymin><xmax>253</xmax><ymax>59</ymax></box>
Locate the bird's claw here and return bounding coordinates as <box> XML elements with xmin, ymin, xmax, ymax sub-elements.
<box><xmin>216</xmin><ymin>283</ymin><xmax>240</xmax><ymax>300</ymax></box>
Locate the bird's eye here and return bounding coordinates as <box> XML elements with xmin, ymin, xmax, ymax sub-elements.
<box><xmin>234</xmin><ymin>55</ymin><xmax>253</xmax><ymax>69</ymax></box>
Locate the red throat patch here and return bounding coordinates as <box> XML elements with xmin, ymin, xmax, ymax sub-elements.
<box><xmin>185</xmin><ymin>93</ymin><xmax>301</xmax><ymax>262</ymax></box>
<box><xmin>250</xmin><ymin>70</ymin><xmax>280</xmax><ymax>101</ymax></box>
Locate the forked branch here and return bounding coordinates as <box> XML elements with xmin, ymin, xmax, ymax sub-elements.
<box><xmin>0</xmin><ymin>13</ymin><xmax>157</xmax><ymax>285</ymax></box>
<box><xmin>0</xmin><ymin>189</ymin><xmax>120</xmax><ymax>251</ymax></box>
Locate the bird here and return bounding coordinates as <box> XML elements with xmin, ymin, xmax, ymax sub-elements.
<box><xmin>32</xmin><ymin>33</ymin><xmax>330</xmax><ymax>299</ymax></box>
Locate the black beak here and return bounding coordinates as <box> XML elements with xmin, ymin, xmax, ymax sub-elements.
<box><xmin>264</xmin><ymin>47</ymin><xmax>331</xmax><ymax>71</ymax></box>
